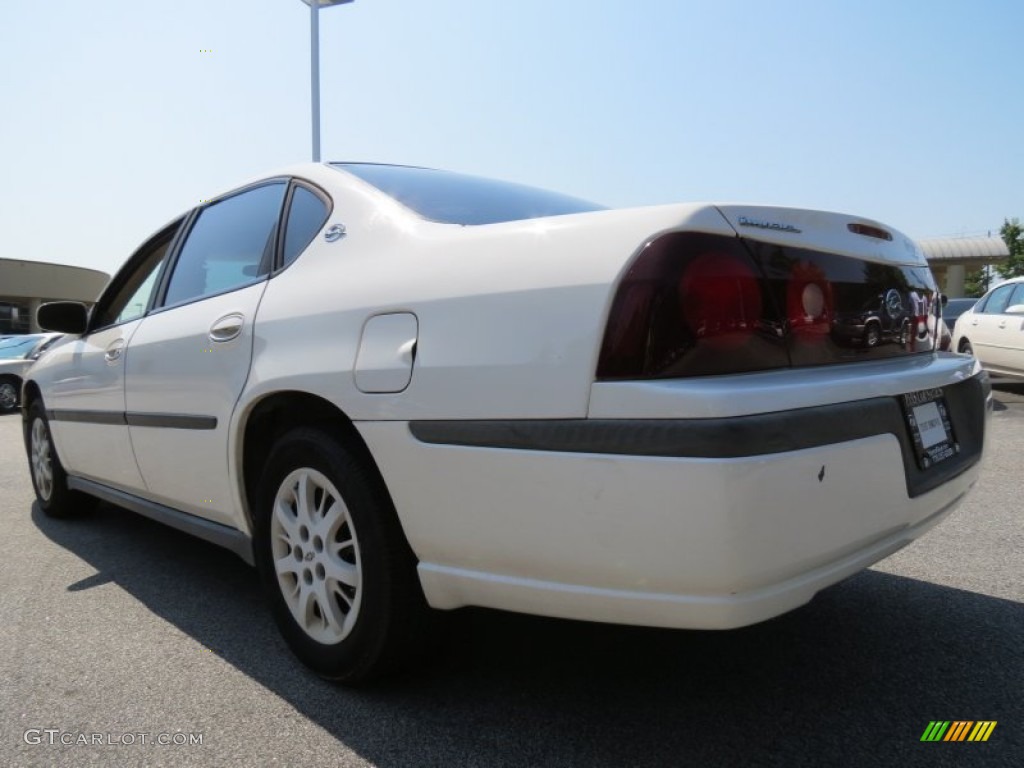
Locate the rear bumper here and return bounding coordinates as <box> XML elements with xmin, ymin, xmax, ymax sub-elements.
<box><xmin>358</xmin><ymin>368</ymin><xmax>989</xmax><ymax>629</ymax></box>
<box><xmin>417</xmin><ymin>483</ymin><xmax>972</xmax><ymax>629</ymax></box>
<box><xmin>409</xmin><ymin>373</ymin><xmax>987</xmax><ymax>500</ymax></box>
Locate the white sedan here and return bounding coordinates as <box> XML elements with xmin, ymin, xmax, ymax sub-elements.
<box><xmin>24</xmin><ymin>163</ymin><xmax>990</xmax><ymax>682</ymax></box>
<box><xmin>952</xmin><ymin>276</ymin><xmax>1024</xmax><ymax>380</ymax></box>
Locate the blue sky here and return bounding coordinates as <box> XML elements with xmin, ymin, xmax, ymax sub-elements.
<box><xmin>1</xmin><ymin>0</ymin><xmax>1021</xmax><ymax>276</ymax></box>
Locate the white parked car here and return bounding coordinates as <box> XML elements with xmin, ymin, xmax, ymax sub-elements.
<box><xmin>0</xmin><ymin>333</ymin><xmax>63</xmax><ymax>412</ymax></box>
<box><xmin>952</xmin><ymin>276</ymin><xmax>1024</xmax><ymax>380</ymax></box>
<box><xmin>24</xmin><ymin>163</ymin><xmax>989</xmax><ymax>682</ymax></box>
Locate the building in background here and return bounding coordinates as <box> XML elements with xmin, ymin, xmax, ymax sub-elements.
<box><xmin>0</xmin><ymin>258</ymin><xmax>109</xmax><ymax>334</ymax></box>
<box><xmin>919</xmin><ymin>236</ymin><xmax>1009</xmax><ymax>298</ymax></box>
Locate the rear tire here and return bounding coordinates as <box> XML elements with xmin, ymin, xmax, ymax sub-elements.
<box><xmin>254</xmin><ymin>427</ymin><xmax>433</xmax><ymax>683</ymax></box>
<box><xmin>25</xmin><ymin>400</ymin><xmax>96</xmax><ymax>518</ymax></box>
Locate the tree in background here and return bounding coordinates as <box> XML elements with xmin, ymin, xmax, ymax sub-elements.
<box><xmin>963</xmin><ymin>267</ymin><xmax>990</xmax><ymax>298</ymax></box>
<box><xmin>943</xmin><ymin>222</ymin><xmax>1020</xmax><ymax>298</ymax></box>
<box><xmin>1000</xmin><ymin>218</ymin><xmax>1024</xmax><ymax>278</ymax></box>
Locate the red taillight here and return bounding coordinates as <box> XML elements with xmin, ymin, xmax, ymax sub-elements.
<box><xmin>678</xmin><ymin>251</ymin><xmax>762</xmax><ymax>347</ymax></box>
<box><xmin>597</xmin><ymin>233</ymin><xmax>789</xmax><ymax>379</ymax></box>
<box><xmin>596</xmin><ymin>281</ymin><xmax>657</xmax><ymax>377</ymax></box>
<box><xmin>598</xmin><ymin>234</ymin><xmax>942</xmax><ymax>381</ymax></box>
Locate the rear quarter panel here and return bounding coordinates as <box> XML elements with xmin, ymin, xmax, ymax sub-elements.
<box><xmin>244</xmin><ymin>192</ymin><xmax>734</xmax><ymax>421</ymax></box>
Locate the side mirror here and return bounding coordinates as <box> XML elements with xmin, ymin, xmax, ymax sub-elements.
<box><xmin>37</xmin><ymin>302</ymin><xmax>89</xmax><ymax>334</ymax></box>
<box><xmin>1005</xmin><ymin>304</ymin><xmax>1024</xmax><ymax>316</ymax></box>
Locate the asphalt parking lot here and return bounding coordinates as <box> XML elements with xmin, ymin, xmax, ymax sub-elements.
<box><xmin>1</xmin><ymin>386</ymin><xmax>1022</xmax><ymax>768</ymax></box>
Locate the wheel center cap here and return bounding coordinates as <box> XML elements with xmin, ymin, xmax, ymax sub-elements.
<box><xmin>304</xmin><ymin>551</ymin><xmax>315</xmax><ymax>562</ymax></box>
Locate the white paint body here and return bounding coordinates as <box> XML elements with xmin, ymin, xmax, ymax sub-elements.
<box><xmin>29</xmin><ymin>162</ymin><xmax>989</xmax><ymax>630</ymax></box>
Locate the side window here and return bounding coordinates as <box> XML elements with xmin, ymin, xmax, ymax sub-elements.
<box><xmin>93</xmin><ymin>223</ymin><xmax>179</xmax><ymax>329</ymax></box>
<box><xmin>1008</xmin><ymin>283</ymin><xmax>1024</xmax><ymax>309</ymax></box>
<box><xmin>162</xmin><ymin>183</ymin><xmax>286</xmax><ymax>307</ymax></box>
<box><xmin>282</xmin><ymin>185</ymin><xmax>330</xmax><ymax>267</ymax></box>
<box><xmin>979</xmin><ymin>284</ymin><xmax>1016</xmax><ymax>315</ymax></box>
<box><xmin>115</xmin><ymin>265</ymin><xmax>163</xmax><ymax>325</ymax></box>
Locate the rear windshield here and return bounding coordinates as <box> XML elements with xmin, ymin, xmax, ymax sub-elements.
<box><xmin>331</xmin><ymin>163</ymin><xmax>605</xmax><ymax>225</ymax></box>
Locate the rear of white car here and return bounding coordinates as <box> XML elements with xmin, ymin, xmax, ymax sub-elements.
<box><xmin>353</xmin><ymin>203</ymin><xmax>989</xmax><ymax>630</ymax></box>
<box><xmin>22</xmin><ymin>163</ymin><xmax>989</xmax><ymax>682</ymax></box>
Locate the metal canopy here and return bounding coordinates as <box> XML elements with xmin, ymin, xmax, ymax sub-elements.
<box><xmin>918</xmin><ymin>236</ymin><xmax>1010</xmax><ymax>265</ymax></box>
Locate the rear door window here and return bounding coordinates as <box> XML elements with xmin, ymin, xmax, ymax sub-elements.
<box><xmin>161</xmin><ymin>183</ymin><xmax>286</xmax><ymax>308</ymax></box>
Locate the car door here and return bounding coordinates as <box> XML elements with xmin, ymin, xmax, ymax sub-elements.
<box><xmin>124</xmin><ymin>181</ymin><xmax>286</xmax><ymax>527</ymax></box>
<box><xmin>963</xmin><ymin>283</ymin><xmax>1016</xmax><ymax>369</ymax></box>
<box><xmin>37</xmin><ymin>222</ymin><xmax>180</xmax><ymax>492</ymax></box>
<box><xmin>986</xmin><ymin>282</ymin><xmax>1024</xmax><ymax>375</ymax></box>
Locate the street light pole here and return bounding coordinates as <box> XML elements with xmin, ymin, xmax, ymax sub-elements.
<box><xmin>300</xmin><ymin>0</ymin><xmax>354</xmax><ymax>163</ymax></box>
<box><xmin>310</xmin><ymin>0</ymin><xmax>321</xmax><ymax>162</ymax></box>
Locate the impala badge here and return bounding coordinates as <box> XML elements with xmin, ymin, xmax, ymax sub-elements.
<box><xmin>324</xmin><ymin>223</ymin><xmax>347</xmax><ymax>242</ymax></box>
<box><xmin>737</xmin><ymin>216</ymin><xmax>802</xmax><ymax>234</ymax></box>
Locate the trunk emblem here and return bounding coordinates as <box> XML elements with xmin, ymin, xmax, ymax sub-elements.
<box><xmin>737</xmin><ymin>216</ymin><xmax>801</xmax><ymax>234</ymax></box>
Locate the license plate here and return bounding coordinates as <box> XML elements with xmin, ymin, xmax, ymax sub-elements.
<box><xmin>901</xmin><ymin>388</ymin><xmax>958</xmax><ymax>469</ymax></box>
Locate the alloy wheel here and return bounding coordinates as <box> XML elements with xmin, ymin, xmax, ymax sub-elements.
<box><xmin>30</xmin><ymin>417</ymin><xmax>54</xmax><ymax>501</ymax></box>
<box><xmin>270</xmin><ymin>467</ymin><xmax>363</xmax><ymax>645</ymax></box>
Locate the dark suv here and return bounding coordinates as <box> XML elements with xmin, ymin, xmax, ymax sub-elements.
<box><xmin>831</xmin><ymin>288</ymin><xmax>912</xmax><ymax>348</ymax></box>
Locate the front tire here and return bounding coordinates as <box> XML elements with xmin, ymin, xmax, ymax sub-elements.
<box><xmin>960</xmin><ymin>339</ymin><xmax>974</xmax><ymax>356</ymax></box>
<box><xmin>254</xmin><ymin>427</ymin><xmax>432</xmax><ymax>683</ymax></box>
<box><xmin>25</xmin><ymin>400</ymin><xmax>95</xmax><ymax>518</ymax></box>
